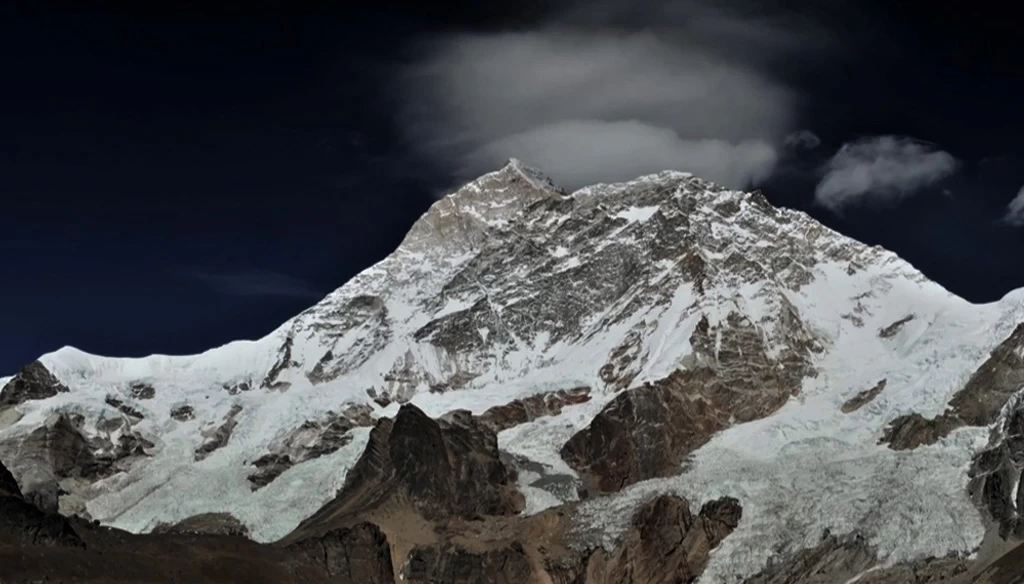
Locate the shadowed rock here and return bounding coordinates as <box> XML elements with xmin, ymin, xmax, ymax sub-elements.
<box><xmin>0</xmin><ymin>361</ymin><xmax>69</xmax><ymax>408</ymax></box>
<box><xmin>477</xmin><ymin>386</ymin><xmax>591</xmax><ymax>433</ymax></box>
<box><xmin>883</xmin><ymin>323</ymin><xmax>1024</xmax><ymax>451</ymax></box>
<box><xmin>842</xmin><ymin>379</ymin><xmax>887</xmax><ymax>413</ymax></box>
<box><xmin>0</xmin><ymin>457</ymin><xmax>83</xmax><ymax>548</ymax></box>
<box><xmin>152</xmin><ymin>512</ymin><xmax>250</xmax><ymax>537</ymax></box>
<box><xmin>195</xmin><ymin>404</ymin><xmax>243</xmax><ymax>460</ymax></box>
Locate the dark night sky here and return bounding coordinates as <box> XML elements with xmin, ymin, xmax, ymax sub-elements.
<box><xmin>1</xmin><ymin>0</ymin><xmax>1022</xmax><ymax>373</ymax></box>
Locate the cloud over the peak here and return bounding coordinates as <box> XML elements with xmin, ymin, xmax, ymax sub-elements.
<box><xmin>814</xmin><ymin>136</ymin><xmax>958</xmax><ymax>211</ymax></box>
<box><xmin>1003</xmin><ymin>186</ymin><xmax>1024</xmax><ymax>226</ymax></box>
<box><xmin>398</xmin><ymin>0</ymin><xmax>837</xmax><ymax>190</ymax></box>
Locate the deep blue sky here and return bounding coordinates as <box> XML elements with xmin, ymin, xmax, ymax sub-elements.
<box><xmin>1</xmin><ymin>0</ymin><xmax>1022</xmax><ymax>373</ymax></box>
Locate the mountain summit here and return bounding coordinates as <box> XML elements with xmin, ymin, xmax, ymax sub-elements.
<box><xmin>3</xmin><ymin>162</ymin><xmax>1024</xmax><ymax>583</ymax></box>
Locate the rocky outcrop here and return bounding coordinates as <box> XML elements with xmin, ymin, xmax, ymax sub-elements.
<box><xmin>105</xmin><ymin>395</ymin><xmax>144</xmax><ymax>420</ymax></box>
<box><xmin>743</xmin><ymin>531</ymin><xmax>972</xmax><ymax>584</ymax></box>
<box><xmin>128</xmin><ymin>382</ymin><xmax>156</xmax><ymax>400</ymax></box>
<box><xmin>477</xmin><ymin>386</ymin><xmax>591</xmax><ymax>433</ymax></box>
<box><xmin>585</xmin><ymin>494</ymin><xmax>743</xmax><ymax>584</ymax></box>
<box><xmin>401</xmin><ymin>542</ymin><xmax>534</xmax><ymax>584</ymax></box>
<box><xmin>0</xmin><ymin>361</ymin><xmax>69</xmax><ymax>408</ymax></box>
<box><xmin>195</xmin><ymin>404</ymin><xmax>243</xmax><ymax>460</ymax></box>
<box><xmin>170</xmin><ymin>404</ymin><xmax>195</xmax><ymax>421</ymax></box>
<box><xmin>563</xmin><ymin>310</ymin><xmax>816</xmax><ymax>492</ymax></box>
<box><xmin>968</xmin><ymin>397</ymin><xmax>1024</xmax><ymax>539</ymax></box>
<box><xmin>883</xmin><ymin>323</ymin><xmax>1024</xmax><ymax>451</ymax></box>
<box><xmin>294</xmin><ymin>403</ymin><xmax>523</xmax><ymax>536</ymax></box>
<box><xmin>152</xmin><ymin>512</ymin><xmax>250</xmax><ymax>537</ymax></box>
<box><xmin>284</xmin><ymin>522</ymin><xmax>395</xmax><ymax>583</ymax></box>
<box><xmin>0</xmin><ymin>412</ymin><xmax>153</xmax><ymax>514</ymax></box>
<box><xmin>879</xmin><ymin>314</ymin><xmax>916</xmax><ymax>339</ymax></box>
<box><xmin>248</xmin><ymin>406</ymin><xmax>373</xmax><ymax>489</ymax></box>
<box><xmin>842</xmin><ymin>379</ymin><xmax>887</xmax><ymax>413</ymax></box>
<box><xmin>0</xmin><ymin>457</ymin><xmax>83</xmax><ymax>548</ymax></box>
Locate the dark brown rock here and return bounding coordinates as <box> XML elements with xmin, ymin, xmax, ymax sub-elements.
<box><xmin>292</xmin><ymin>404</ymin><xmax>523</xmax><ymax>538</ymax></box>
<box><xmin>563</xmin><ymin>309</ymin><xmax>815</xmax><ymax>492</ymax></box>
<box><xmin>478</xmin><ymin>386</ymin><xmax>591</xmax><ymax>433</ymax></box>
<box><xmin>883</xmin><ymin>323</ymin><xmax>1024</xmax><ymax>451</ymax></box>
<box><xmin>402</xmin><ymin>541</ymin><xmax>534</xmax><ymax>584</ymax></box>
<box><xmin>285</xmin><ymin>522</ymin><xmax>395</xmax><ymax>583</ymax></box>
<box><xmin>195</xmin><ymin>404</ymin><xmax>243</xmax><ymax>460</ymax></box>
<box><xmin>128</xmin><ymin>382</ymin><xmax>156</xmax><ymax>400</ymax></box>
<box><xmin>0</xmin><ymin>361</ymin><xmax>69</xmax><ymax>408</ymax></box>
<box><xmin>879</xmin><ymin>314</ymin><xmax>916</xmax><ymax>338</ymax></box>
<box><xmin>585</xmin><ymin>494</ymin><xmax>743</xmax><ymax>584</ymax></box>
<box><xmin>152</xmin><ymin>512</ymin><xmax>250</xmax><ymax>537</ymax></box>
<box><xmin>170</xmin><ymin>404</ymin><xmax>195</xmax><ymax>421</ymax></box>
<box><xmin>105</xmin><ymin>395</ymin><xmax>145</xmax><ymax>420</ymax></box>
<box><xmin>0</xmin><ymin>457</ymin><xmax>83</xmax><ymax>548</ymax></box>
<box><xmin>842</xmin><ymin>379</ymin><xmax>887</xmax><ymax>413</ymax></box>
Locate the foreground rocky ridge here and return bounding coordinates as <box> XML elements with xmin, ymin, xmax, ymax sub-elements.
<box><xmin>3</xmin><ymin>161</ymin><xmax>1024</xmax><ymax>582</ymax></box>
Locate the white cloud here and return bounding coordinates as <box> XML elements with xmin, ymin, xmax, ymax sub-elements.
<box><xmin>465</xmin><ymin>120</ymin><xmax>778</xmax><ymax>189</ymax></box>
<box><xmin>1002</xmin><ymin>186</ymin><xmax>1024</xmax><ymax>226</ymax></box>
<box><xmin>784</xmin><ymin>130</ymin><xmax>821</xmax><ymax>150</ymax></box>
<box><xmin>397</xmin><ymin>1</ymin><xmax>836</xmax><ymax>190</ymax></box>
<box><xmin>814</xmin><ymin>136</ymin><xmax>958</xmax><ymax>210</ymax></box>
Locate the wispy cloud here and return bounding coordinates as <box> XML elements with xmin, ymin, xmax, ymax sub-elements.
<box><xmin>180</xmin><ymin>268</ymin><xmax>324</xmax><ymax>299</ymax></box>
<box><xmin>1002</xmin><ymin>185</ymin><xmax>1024</xmax><ymax>226</ymax></box>
<box><xmin>784</xmin><ymin>130</ymin><xmax>822</xmax><ymax>150</ymax></box>
<box><xmin>398</xmin><ymin>0</ymin><xmax>842</xmax><ymax>190</ymax></box>
<box><xmin>814</xmin><ymin>136</ymin><xmax>958</xmax><ymax>211</ymax></box>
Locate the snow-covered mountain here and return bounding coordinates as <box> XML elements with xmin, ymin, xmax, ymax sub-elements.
<box><xmin>3</xmin><ymin>159</ymin><xmax>1024</xmax><ymax>583</ymax></box>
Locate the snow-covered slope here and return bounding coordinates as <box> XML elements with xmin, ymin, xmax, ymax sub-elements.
<box><xmin>2</xmin><ymin>159</ymin><xmax>1023</xmax><ymax>582</ymax></box>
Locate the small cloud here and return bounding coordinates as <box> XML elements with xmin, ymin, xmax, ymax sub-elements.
<box><xmin>784</xmin><ymin>130</ymin><xmax>821</xmax><ymax>150</ymax></box>
<box><xmin>181</xmin><ymin>268</ymin><xmax>324</xmax><ymax>299</ymax></box>
<box><xmin>1002</xmin><ymin>185</ymin><xmax>1024</xmax><ymax>226</ymax></box>
<box><xmin>814</xmin><ymin>135</ymin><xmax>958</xmax><ymax>211</ymax></box>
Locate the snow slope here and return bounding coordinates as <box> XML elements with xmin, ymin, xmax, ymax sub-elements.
<box><xmin>2</xmin><ymin>159</ymin><xmax>1022</xmax><ymax>581</ymax></box>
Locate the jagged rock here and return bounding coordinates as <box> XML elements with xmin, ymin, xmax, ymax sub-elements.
<box><xmin>128</xmin><ymin>382</ymin><xmax>156</xmax><ymax>399</ymax></box>
<box><xmin>285</xmin><ymin>522</ymin><xmax>395</xmax><ymax>583</ymax></box>
<box><xmin>222</xmin><ymin>381</ymin><xmax>252</xmax><ymax>395</ymax></box>
<box><xmin>402</xmin><ymin>541</ymin><xmax>534</xmax><ymax>584</ymax></box>
<box><xmin>171</xmin><ymin>404</ymin><xmax>195</xmax><ymax>421</ymax></box>
<box><xmin>247</xmin><ymin>406</ymin><xmax>374</xmax><ymax>490</ymax></box>
<box><xmin>195</xmin><ymin>404</ymin><xmax>244</xmax><ymax>460</ymax></box>
<box><xmin>293</xmin><ymin>403</ymin><xmax>522</xmax><ymax>536</ymax></box>
<box><xmin>879</xmin><ymin>314</ymin><xmax>916</xmax><ymax>338</ymax></box>
<box><xmin>477</xmin><ymin>386</ymin><xmax>591</xmax><ymax>433</ymax></box>
<box><xmin>104</xmin><ymin>395</ymin><xmax>144</xmax><ymax>420</ymax></box>
<box><xmin>582</xmin><ymin>494</ymin><xmax>743</xmax><ymax>584</ymax></box>
<box><xmin>0</xmin><ymin>457</ymin><xmax>83</xmax><ymax>548</ymax></box>
<box><xmin>883</xmin><ymin>323</ymin><xmax>1024</xmax><ymax>451</ymax></box>
<box><xmin>0</xmin><ymin>361</ymin><xmax>69</xmax><ymax>408</ymax></box>
<box><xmin>842</xmin><ymin>379</ymin><xmax>887</xmax><ymax>413</ymax></box>
<box><xmin>743</xmin><ymin>531</ymin><xmax>972</xmax><ymax>584</ymax></box>
<box><xmin>152</xmin><ymin>512</ymin><xmax>250</xmax><ymax>537</ymax></box>
<box><xmin>563</xmin><ymin>308</ymin><xmax>815</xmax><ymax>492</ymax></box>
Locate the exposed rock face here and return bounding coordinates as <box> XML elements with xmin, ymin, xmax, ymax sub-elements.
<box><xmin>742</xmin><ymin>532</ymin><xmax>972</xmax><ymax>584</ymax></box>
<box><xmin>842</xmin><ymin>379</ymin><xmax>887</xmax><ymax>413</ymax></box>
<box><xmin>105</xmin><ymin>395</ymin><xmax>144</xmax><ymax>420</ymax></box>
<box><xmin>128</xmin><ymin>382</ymin><xmax>156</xmax><ymax>400</ymax></box>
<box><xmin>248</xmin><ymin>406</ymin><xmax>373</xmax><ymax>489</ymax></box>
<box><xmin>879</xmin><ymin>314</ymin><xmax>916</xmax><ymax>339</ymax></box>
<box><xmin>883</xmin><ymin>323</ymin><xmax>1024</xmax><ymax>450</ymax></box>
<box><xmin>477</xmin><ymin>386</ymin><xmax>591</xmax><ymax>433</ymax></box>
<box><xmin>285</xmin><ymin>522</ymin><xmax>395</xmax><ymax>583</ymax></box>
<box><xmin>170</xmin><ymin>404</ymin><xmax>195</xmax><ymax>421</ymax></box>
<box><xmin>587</xmin><ymin>494</ymin><xmax>743</xmax><ymax>584</ymax></box>
<box><xmin>152</xmin><ymin>512</ymin><xmax>250</xmax><ymax>537</ymax></box>
<box><xmin>968</xmin><ymin>396</ymin><xmax>1024</xmax><ymax>538</ymax></box>
<box><xmin>0</xmin><ymin>412</ymin><xmax>153</xmax><ymax>513</ymax></box>
<box><xmin>562</xmin><ymin>310</ymin><xmax>815</xmax><ymax>492</ymax></box>
<box><xmin>0</xmin><ymin>457</ymin><xmax>83</xmax><ymax>548</ymax></box>
<box><xmin>402</xmin><ymin>542</ymin><xmax>534</xmax><ymax>584</ymax></box>
<box><xmin>195</xmin><ymin>404</ymin><xmax>243</xmax><ymax>460</ymax></box>
<box><xmin>295</xmin><ymin>403</ymin><xmax>523</xmax><ymax>536</ymax></box>
<box><xmin>0</xmin><ymin>361</ymin><xmax>69</xmax><ymax>407</ymax></box>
